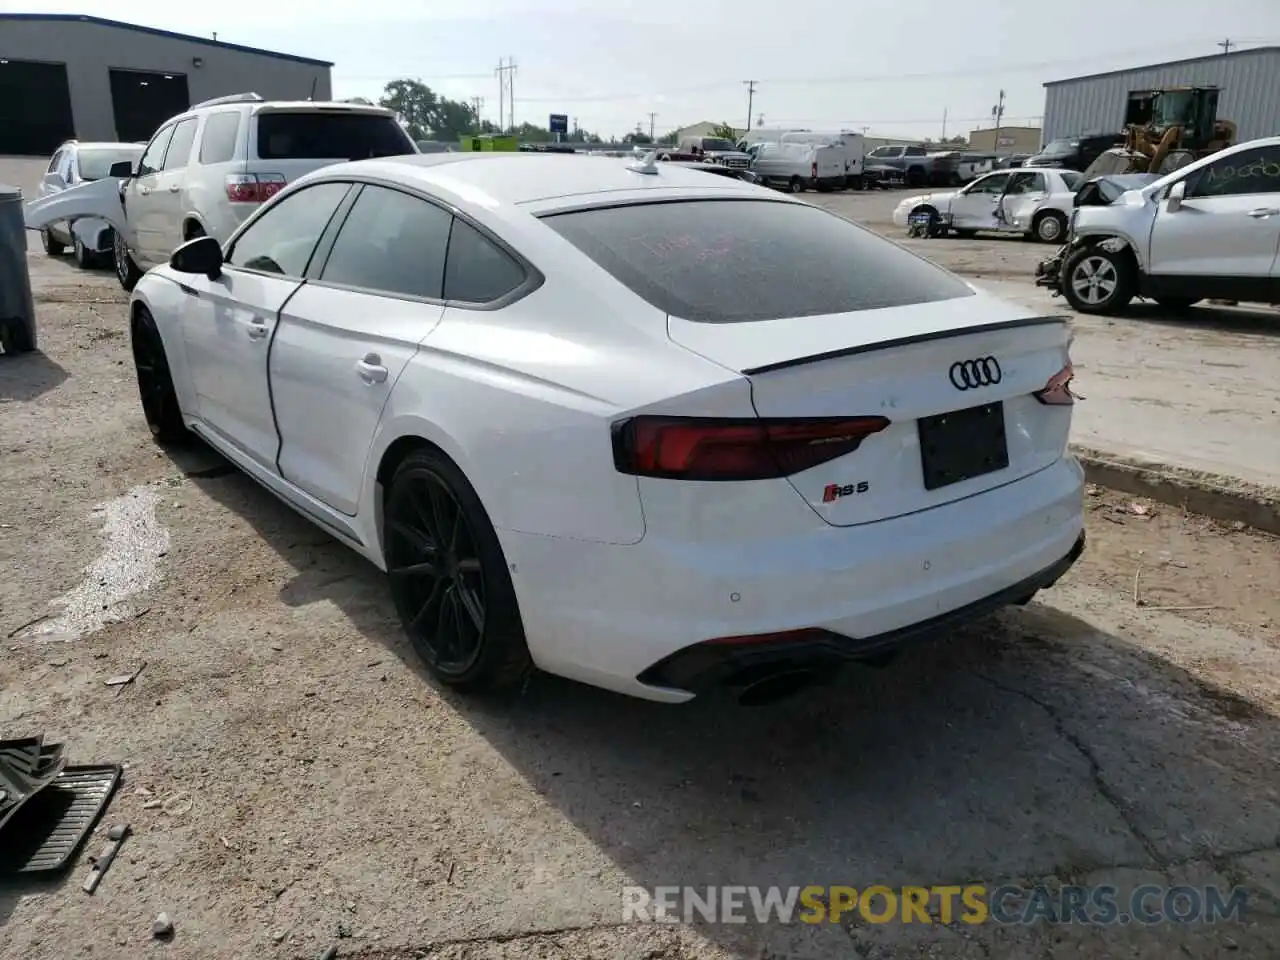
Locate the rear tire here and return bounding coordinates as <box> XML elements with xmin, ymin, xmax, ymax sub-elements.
<box><xmin>384</xmin><ymin>448</ymin><xmax>532</xmax><ymax>694</ymax></box>
<box><xmin>114</xmin><ymin>231</ymin><xmax>142</xmax><ymax>292</ymax></box>
<box><xmin>1062</xmin><ymin>245</ymin><xmax>1136</xmax><ymax>315</ymax></box>
<box><xmin>1033</xmin><ymin>210</ymin><xmax>1068</xmax><ymax>244</ymax></box>
<box><xmin>789</xmin><ymin>176</ymin><xmax>804</xmax><ymax>193</ymax></box>
<box><xmin>41</xmin><ymin>229</ymin><xmax>65</xmax><ymax>256</ymax></box>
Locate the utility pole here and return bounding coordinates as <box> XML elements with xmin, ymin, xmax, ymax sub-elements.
<box><xmin>495</xmin><ymin>58</ymin><xmax>517</xmax><ymax>132</ymax></box>
<box><xmin>647</xmin><ymin>112</ymin><xmax>657</xmax><ymax>140</ymax></box>
<box><xmin>470</xmin><ymin>96</ymin><xmax>484</xmax><ymax>127</ymax></box>
<box><xmin>743</xmin><ymin>80</ymin><xmax>758</xmax><ymax>132</ymax></box>
<box><xmin>1218</xmin><ymin>38</ymin><xmax>1234</xmax><ymax>53</ymax></box>
<box><xmin>941</xmin><ymin>107</ymin><xmax>948</xmax><ymax>141</ymax></box>
<box><xmin>991</xmin><ymin>89</ymin><xmax>1006</xmax><ymax>153</ymax></box>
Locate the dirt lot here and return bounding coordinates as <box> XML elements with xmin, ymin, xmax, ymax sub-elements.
<box><xmin>3</xmin><ymin>162</ymin><xmax>1280</xmax><ymax>959</ymax></box>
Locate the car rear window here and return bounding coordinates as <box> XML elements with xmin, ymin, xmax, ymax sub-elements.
<box><xmin>541</xmin><ymin>199</ymin><xmax>972</xmax><ymax>323</ymax></box>
<box><xmin>254</xmin><ymin>111</ymin><xmax>415</xmax><ymax>161</ymax></box>
<box><xmin>77</xmin><ymin>147</ymin><xmax>141</xmax><ymax>181</ymax></box>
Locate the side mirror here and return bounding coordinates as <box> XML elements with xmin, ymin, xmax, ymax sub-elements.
<box><xmin>109</xmin><ymin>160</ymin><xmax>135</xmax><ymax>178</ymax></box>
<box><xmin>170</xmin><ymin>235</ymin><xmax>222</xmax><ymax>280</ymax></box>
<box><xmin>1166</xmin><ymin>180</ymin><xmax>1186</xmax><ymax>212</ymax></box>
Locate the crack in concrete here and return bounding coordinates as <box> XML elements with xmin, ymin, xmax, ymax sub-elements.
<box><xmin>970</xmin><ymin>670</ymin><xmax>1168</xmax><ymax>872</ymax></box>
<box><xmin>294</xmin><ymin>922</ymin><xmax>640</xmax><ymax>959</ymax></box>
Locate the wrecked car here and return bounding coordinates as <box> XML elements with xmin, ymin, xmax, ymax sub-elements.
<box><xmin>1035</xmin><ymin>135</ymin><xmax>1280</xmax><ymax>314</ymax></box>
<box><xmin>891</xmin><ymin>167</ymin><xmax>1084</xmax><ymax>243</ymax></box>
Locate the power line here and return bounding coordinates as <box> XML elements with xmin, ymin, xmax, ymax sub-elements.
<box><xmin>1218</xmin><ymin>38</ymin><xmax>1234</xmax><ymax>54</ymax></box>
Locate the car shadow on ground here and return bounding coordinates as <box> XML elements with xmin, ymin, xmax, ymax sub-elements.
<box><xmin>1117</xmin><ymin>301</ymin><xmax>1280</xmax><ymax>338</ymax></box>
<box><xmin>0</xmin><ymin>349</ymin><xmax>68</xmax><ymax>401</ymax></box>
<box><xmin>182</xmin><ymin>452</ymin><xmax>1280</xmax><ymax>956</ymax></box>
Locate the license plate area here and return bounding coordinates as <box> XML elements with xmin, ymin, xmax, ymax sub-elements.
<box><xmin>918</xmin><ymin>402</ymin><xmax>1009</xmax><ymax>491</ymax></box>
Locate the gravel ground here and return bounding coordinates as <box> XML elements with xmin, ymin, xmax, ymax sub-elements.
<box><xmin>3</xmin><ymin>160</ymin><xmax>1280</xmax><ymax>958</ymax></box>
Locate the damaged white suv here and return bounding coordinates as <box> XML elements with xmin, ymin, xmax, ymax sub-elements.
<box><xmin>1037</xmin><ymin>136</ymin><xmax>1280</xmax><ymax>314</ymax></box>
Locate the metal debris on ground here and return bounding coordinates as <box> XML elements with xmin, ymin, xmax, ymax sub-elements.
<box><xmin>107</xmin><ymin>660</ymin><xmax>147</xmax><ymax>696</ymax></box>
<box><xmin>81</xmin><ymin>822</ymin><xmax>130</xmax><ymax>893</ymax></box>
<box><xmin>0</xmin><ymin>735</ymin><xmax>122</xmax><ymax>876</ymax></box>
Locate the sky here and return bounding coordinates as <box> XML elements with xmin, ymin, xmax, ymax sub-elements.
<box><xmin>6</xmin><ymin>0</ymin><xmax>1280</xmax><ymax>140</ymax></box>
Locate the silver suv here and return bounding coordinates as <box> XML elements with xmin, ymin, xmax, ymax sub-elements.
<box><xmin>108</xmin><ymin>93</ymin><xmax>416</xmax><ymax>289</ymax></box>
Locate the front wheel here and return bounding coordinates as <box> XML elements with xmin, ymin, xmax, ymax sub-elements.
<box><xmin>41</xmin><ymin>229</ymin><xmax>65</xmax><ymax>256</ymax></box>
<box><xmin>384</xmin><ymin>449</ymin><xmax>531</xmax><ymax>693</ymax></box>
<box><xmin>114</xmin><ymin>231</ymin><xmax>142</xmax><ymax>291</ymax></box>
<box><xmin>1062</xmin><ymin>246</ymin><xmax>1136</xmax><ymax>315</ymax></box>
<box><xmin>130</xmin><ymin>308</ymin><xmax>190</xmax><ymax>444</ymax></box>
<box><xmin>73</xmin><ymin>234</ymin><xmax>95</xmax><ymax>269</ymax></box>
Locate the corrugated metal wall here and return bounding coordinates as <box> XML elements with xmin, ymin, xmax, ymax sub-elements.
<box><xmin>1042</xmin><ymin>48</ymin><xmax>1280</xmax><ymax>147</ymax></box>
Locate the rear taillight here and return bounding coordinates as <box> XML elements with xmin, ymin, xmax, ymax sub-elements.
<box><xmin>611</xmin><ymin>416</ymin><xmax>891</xmax><ymax>481</ymax></box>
<box><xmin>1033</xmin><ymin>362</ymin><xmax>1081</xmax><ymax>405</ymax></box>
<box><xmin>811</xmin><ymin>162</ymin><xmax>818</xmax><ymax>178</ymax></box>
<box><xmin>224</xmin><ymin>173</ymin><xmax>286</xmax><ymax>203</ymax></box>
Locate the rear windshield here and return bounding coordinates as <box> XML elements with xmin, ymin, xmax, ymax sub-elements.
<box><xmin>254</xmin><ymin>111</ymin><xmax>415</xmax><ymax>161</ymax></box>
<box><xmin>1060</xmin><ymin>170</ymin><xmax>1084</xmax><ymax>191</ymax></box>
<box><xmin>542</xmin><ymin>199</ymin><xmax>972</xmax><ymax>324</ymax></box>
<box><xmin>78</xmin><ymin>147</ymin><xmax>142</xmax><ymax>180</ymax></box>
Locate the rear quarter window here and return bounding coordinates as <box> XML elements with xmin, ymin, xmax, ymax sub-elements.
<box><xmin>541</xmin><ymin>199</ymin><xmax>972</xmax><ymax>324</ymax></box>
<box><xmin>255</xmin><ymin>111</ymin><xmax>415</xmax><ymax>160</ymax></box>
<box><xmin>199</xmin><ymin>111</ymin><xmax>242</xmax><ymax>164</ymax></box>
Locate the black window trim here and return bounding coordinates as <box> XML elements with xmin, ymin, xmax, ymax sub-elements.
<box><xmin>161</xmin><ymin>117</ymin><xmax>201</xmax><ymax>173</ymax></box>
<box><xmin>222</xmin><ymin>182</ymin><xmax>357</xmax><ymax>281</ymax></box>
<box><xmin>138</xmin><ymin>122</ymin><xmax>178</xmax><ymax>176</ymax></box>
<box><xmin>300</xmin><ymin>175</ymin><xmax>544</xmax><ymax>312</ymax></box>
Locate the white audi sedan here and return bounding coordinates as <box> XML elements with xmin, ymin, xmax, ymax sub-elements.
<box><xmin>892</xmin><ymin>167</ymin><xmax>1084</xmax><ymax>243</ymax></box>
<box><xmin>126</xmin><ymin>152</ymin><xmax>1085</xmax><ymax>704</ymax></box>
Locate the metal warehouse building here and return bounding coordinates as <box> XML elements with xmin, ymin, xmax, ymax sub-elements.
<box><xmin>0</xmin><ymin>13</ymin><xmax>332</xmax><ymax>155</ymax></box>
<box><xmin>1042</xmin><ymin>46</ymin><xmax>1280</xmax><ymax>147</ymax></box>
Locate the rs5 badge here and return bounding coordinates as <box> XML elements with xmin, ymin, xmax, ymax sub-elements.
<box><xmin>822</xmin><ymin>481</ymin><xmax>869</xmax><ymax>503</ymax></box>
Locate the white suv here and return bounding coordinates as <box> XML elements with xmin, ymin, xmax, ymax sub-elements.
<box><xmin>1038</xmin><ymin>136</ymin><xmax>1280</xmax><ymax>314</ymax></box>
<box><xmin>107</xmin><ymin>93</ymin><xmax>416</xmax><ymax>289</ymax></box>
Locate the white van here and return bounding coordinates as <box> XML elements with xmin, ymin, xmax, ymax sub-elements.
<box><xmin>739</xmin><ymin>128</ymin><xmax>866</xmax><ymax>188</ymax></box>
<box><xmin>749</xmin><ymin>141</ymin><xmax>845</xmax><ymax>193</ymax></box>
<box><xmin>781</xmin><ymin>131</ymin><xmax>866</xmax><ymax>188</ymax></box>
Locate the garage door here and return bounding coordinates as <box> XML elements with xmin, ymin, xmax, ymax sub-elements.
<box><xmin>0</xmin><ymin>59</ymin><xmax>75</xmax><ymax>156</ymax></box>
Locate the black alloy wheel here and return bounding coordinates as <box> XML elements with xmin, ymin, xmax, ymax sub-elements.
<box><xmin>384</xmin><ymin>450</ymin><xmax>530</xmax><ymax>692</ymax></box>
<box><xmin>130</xmin><ymin>309</ymin><xmax>188</xmax><ymax>444</ymax></box>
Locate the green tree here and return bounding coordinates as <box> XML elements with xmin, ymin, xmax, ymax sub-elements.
<box><xmin>623</xmin><ymin>131</ymin><xmax>653</xmax><ymax>145</ymax></box>
<box><xmin>379</xmin><ymin>78</ymin><xmax>438</xmax><ymax>140</ymax></box>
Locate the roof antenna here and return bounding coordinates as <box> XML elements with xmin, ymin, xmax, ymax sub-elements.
<box><xmin>626</xmin><ymin>149</ymin><xmax>660</xmax><ymax>175</ymax></box>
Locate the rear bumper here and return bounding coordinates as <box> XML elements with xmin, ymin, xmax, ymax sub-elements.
<box><xmin>499</xmin><ymin>456</ymin><xmax>1086</xmax><ymax>702</ymax></box>
<box><xmin>640</xmin><ymin>530</ymin><xmax>1085</xmax><ymax>694</ymax></box>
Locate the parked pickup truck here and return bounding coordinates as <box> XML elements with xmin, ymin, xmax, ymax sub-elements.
<box><xmin>676</xmin><ymin>136</ymin><xmax>753</xmax><ymax>169</ymax></box>
<box><xmin>863</xmin><ymin>144</ymin><xmax>938</xmax><ymax>187</ymax></box>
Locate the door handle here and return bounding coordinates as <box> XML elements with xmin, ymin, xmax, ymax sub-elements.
<box><xmin>356</xmin><ymin>354</ymin><xmax>389</xmax><ymax>384</ymax></box>
<box><xmin>247</xmin><ymin>318</ymin><xmax>269</xmax><ymax>340</ymax></box>
<box><xmin>1247</xmin><ymin>207</ymin><xmax>1279</xmax><ymax>218</ymax></box>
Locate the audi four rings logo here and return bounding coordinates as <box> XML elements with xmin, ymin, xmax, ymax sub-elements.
<box><xmin>949</xmin><ymin>356</ymin><xmax>1002</xmax><ymax>390</ymax></box>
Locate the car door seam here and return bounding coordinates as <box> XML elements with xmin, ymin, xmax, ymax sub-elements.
<box><xmin>268</xmin><ymin>278</ymin><xmax>310</xmax><ymax>478</ymax></box>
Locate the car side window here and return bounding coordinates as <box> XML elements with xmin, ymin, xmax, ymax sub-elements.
<box><xmin>59</xmin><ymin>150</ymin><xmax>75</xmax><ymax>181</ymax></box>
<box><xmin>969</xmin><ymin>173</ymin><xmax>1011</xmax><ymax>194</ymax></box>
<box><xmin>225</xmin><ymin>182</ymin><xmax>351</xmax><ymax>277</ymax></box>
<box><xmin>444</xmin><ymin>218</ymin><xmax>526</xmax><ymax>304</ymax></box>
<box><xmin>1006</xmin><ymin>172</ymin><xmax>1045</xmax><ymax>194</ymax></box>
<box><xmin>1187</xmin><ymin>146</ymin><xmax>1280</xmax><ymax>199</ymax></box>
<box><xmin>162</xmin><ymin>118</ymin><xmax>199</xmax><ymax>171</ymax></box>
<box><xmin>319</xmin><ymin>185</ymin><xmax>452</xmax><ymax>300</ymax></box>
<box><xmin>138</xmin><ymin>125</ymin><xmax>175</xmax><ymax>176</ymax></box>
<box><xmin>198</xmin><ymin>111</ymin><xmax>242</xmax><ymax>164</ymax></box>
<box><xmin>906</xmin><ymin>146</ymin><xmax>926</xmax><ymax>157</ymax></box>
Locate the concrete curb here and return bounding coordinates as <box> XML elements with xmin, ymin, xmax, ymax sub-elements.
<box><xmin>1072</xmin><ymin>445</ymin><xmax>1280</xmax><ymax>536</ymax></box>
